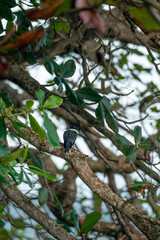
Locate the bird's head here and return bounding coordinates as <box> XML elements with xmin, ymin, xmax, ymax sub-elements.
<box><xmin>70</xmin><ymin>124</ymin><xmax>81</xmax><ymax>132</ymax></box>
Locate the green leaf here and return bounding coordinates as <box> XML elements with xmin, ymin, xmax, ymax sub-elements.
<box><xmin>23</xmin><ymin>170</ymin><xmax>32</xmax><ymax>188</ymax></box>
<box><xmin>37</xmin><ymin>155</ymin><xmax>45</xmax><ymax>170</ymax></box>
<box><xmin>0</xmin><ymin>144</ymin><xmax>10</xmax><ymax>157</ymax></box>
<box><xmin>134</xmin><ymin>49</ymin><xmax>144</xmax><ymax>56</ymax></box>
<box><xmin>122</xmin><ymin>145</ymin><xmax>138</xmax><ymax>163</ymax></box>
<box><xmin>6</xmin><ymin>105</ymin><xmax>14</xmax><ymax>116</ymax></box>
<box><xmin>43</xmin><ymin>95</ymin><xmax>63</xmax><ymax>109</ymax></box>
<box><xmin>54</xmin><ymin>76</ymin><xmax>63</xmax><ymax>93</ymax></box>
<box><xmin>0</xmin><ymin>167</ymin><xmax>10</xmax><ymax>175</ymax></box>
<box><xmin>95</xmin><ymin>102</ymin><xmax>104</xmax><ymax>125</ymax></box>
<box><xmin>0</xmin><ymin>150</ymin><xmax>23</xmax><ymax>166</ymax></box>
<box><xmin>62</xmin><ymin>79</ymin><xmax>85</xmax><ymax>106</ymax></box>
<box><xmin>29</xmin><ymin>113</ymin><xmax>46</xmax><ymax>140</ymax></box>
<box><xmin>3</xmin><ymin>0</ymin><xmax>16</xmax><ymax>8</ymax></box>
<box><xmin>71</xmin><ymin>211</ymin><xmax>79</xmax><ymax>232</ymax></box>
<box><xmin>54</xmin><ymin>21</ymin><xmax>63</xmax><ymax>32</ymax></box>
<box><xmin>23</xmin><ymin>49</ymin><xmax>36</xmax><ymax>64</ymax></box>
<box><xmin>128</xmin><ymin>7</ymin><xmax>160</xmax><ymax>31</ymax></box>
<box><xmin>26</xmin><ymin>99</ymin><xmax>34</xmax><ymax>111</ymax></box>
<box><xmin>0</xmin><ymin>117</ymin><xmax>6</xmax><ymax>141</ymax></box>
<box><xmin>77</xmin><ymin>87</ymin><xmax>103</xmax><ymax>102</ymax></box>
<box><xmin>0</xmin><ymin>92</ymin><xmax>12</xmax><ymax>108</ymax></box>
<box><xmin>10</xmin><ymin>120</ymin><xmax>28</xmax><ymax>141</ymax></box>
<box><xmin>43</xmin><ymin>112</ymin><xmax>59</xmax><ymax>148</ymax></box>
<box><xmin>102</xmin><ymin>96</ymin><xmax>112</xmax><ymax>112</ymax></box>
<box><xmin>16</xmin><ymin>10</ymin><xmax>32</xmax><ymax>30</ymax></box>
<box><xmin>18</xmin><ymin>168</ymin><xmax>23</xmax><ymax>185</ymax></box>
<box><xmin>138</xmin><ymin>138</ymin><xmax>155</xmax><ymax>150</ymax></box>
<box><xmin>60</xmin><ymin>59</ymin><xmax>76</xmax><ymax>78</ymax></box>
<box><xmin>38</xmin><ymin>187</ymin><xmax>48</xmax><ymax>206</ymax></box>
<box><xmin>49</xmin><ymin>190</ymin><xmax>64</xmax><ymax>215</ymax></box>
<box><xmin>8</xmin><ymin>118</ymin><xmax>27</xmax><ymax>128</ymax></box>
<box><xmin>44</xmin><ymin>60</ymin><xmax>54</xmax><ymax>74</ymax></box>
<box><xmin>28</xmin><ymin>167</ymin><xmax>57</xmax><ymax>181</ymax></box>
<box><xmin>23</xmin><ymin>48</ymin><xmax>36</xmax><ymax>64</ymax></box>
<box><xmin>52</xmin><ymin>60</ymin><xmax>61</xmax><ymax>74</ymax></box>
<box><xmin>0</xmin><ymin>219</ymin><xmax>5</xmax><ymax>228</ymax></box>
<box><xmin>0</xmin><ymin>175</ymin><xmax>9</xmax><ymax>186</ymax></box>
<box><xmin>0</xmin><ymin>2</ymin><xmax>13</xmax><ymax>21</ymax></box>
<box><xmin>57</xmin><ymin>220</ymin><xmax>71</xmax><ymax>232</ymax></box>
<box><xmin>35</xmin><ymin>89</ymin><xmax>45</xmax><ymax>105</ymax></box>
<box><xmin>55</xmin><ymin>0</ymin><xmax>71</xmax><ymax>16</ymax></box>
<box><xmin>103</xmin><ymin>107</ymin><xmax>118</xmax><ymax>133</ymax></box>
<box><xmin>63</xmin><ymin>22</ymin><xmax>70</xmax><ymax>34</ymax></box>
<box><xmin>9</xmin><ymin>160</ymin><xmax>17</xmax><ymax>167</ymax></box>
<box><xmin>116</xmin><ymin>133</ymin><xmax>133</xmax><ymax>147</ymax></box>
<box><xmin>8</xmin><ymin>167</ymin><xmax>19</xmax><ymax>184</ymax></box>
<box><xmin>0</xmin><ymin>97</ymin><xmax>6</xmax><ymax>114</ymax></box>
<box><xmin>22</xmin><ymin>145</ymin><xmax>28</xmax><ymax>163</ymax></box>
<box><xmin>80</xmin><ymin>212</ymin><xmax>102</xmax><ymax>234</ymax></box>
<box><xmin>132</xmin><ymin>181</ymin><xmax>147</xmax><ymax>191</ymax></box>
<box><xmin>27</xmin><ymin>151</ymin><xmax>41</xmax><ymax>170</ymax></box>
<box><xmin>134</xmin><ymin>125</ymin><xmax>142</xmax><ymax>144</ymax></box>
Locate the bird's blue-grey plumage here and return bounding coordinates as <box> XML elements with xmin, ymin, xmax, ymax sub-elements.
<box><xmin>63</xmin><ymin>125</ymin><xmax>80</xmax><ymax>153</ymax></box>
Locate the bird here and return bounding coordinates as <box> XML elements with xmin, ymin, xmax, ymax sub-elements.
<box><xmin>63</xmin><ymin>125</ymin><xmax>81</xmax><ymax>153</ymax></box>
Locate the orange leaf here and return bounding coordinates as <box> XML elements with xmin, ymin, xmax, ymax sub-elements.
<box><xmin>0</xmin><ymin>28</ymin><xmax>44</xmax><ymax>50</ymax></box>
<box><xmin>26</xmin><ymin>0</ymin><xmax>65</xmax><ymax>21</ymax></box>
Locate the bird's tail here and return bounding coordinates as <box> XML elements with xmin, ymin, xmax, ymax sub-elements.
<box><xmin>64</xmin><ymin>142</ymin><xmax>70</xmax><ymax>153</ymax></box>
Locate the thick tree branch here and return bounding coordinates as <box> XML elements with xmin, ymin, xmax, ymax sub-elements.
<box><xmin>0</xmin><ymin>176</ymin><xmax>76</xmax><ymax>240</ymax></box>
<box><xmin>3</xmin><ymin>117</ymin><xmax>160</xmax><ymax>239</ymax></box>
<box><xmin>1</xmin><ymin>63</ymin><xmax>160</xmax><ymax>183</ymax></box>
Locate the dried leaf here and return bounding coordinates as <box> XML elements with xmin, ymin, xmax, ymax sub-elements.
<box><xmin>138</xmin><ymin>183</ymin><xmax>149</xmax><ymax>198</ymax></box>
<box><xmin>26</xmin><ymin>0</ymin><xmax>65</xmax><ymax>21</ymax></box>
<box><xmin>1</xmin><ymin>28</ymin><xmax>44</xmax><ymax>50</ymax></box>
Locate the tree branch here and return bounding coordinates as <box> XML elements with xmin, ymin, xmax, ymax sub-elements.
<box><xmin>3</xmin><ymin>116</ymin><xmax>160</xmax><ymax>239</ymax></box>
<box><xmin>0</xmin><ymin>176</ymin><xmax>76</xmax><ymax>240</ymax></box>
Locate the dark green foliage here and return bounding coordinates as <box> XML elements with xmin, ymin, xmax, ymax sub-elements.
<box><xmin>80</xmin><ymin>212</ymin><xmax>102</xmax><ymax>234</ymax></box>
<box><xmin>134</xmin><ymin>125</ymin><xmax>142</xmax><ymax>144</ymax></box>
<box><xmin>62</xmin><ymin>79</ymin><xmax>85</xmax><ymax>106</ymax></box>
<box><xmin>95</xmin><ymin>102</ymin><xmax>104</xmax><ymax>125</ymax></box>
<box><xmin>132</xmin><ymin>181</ymin><xmax>147</xmax><ymax>191</ymax></box>
<box><xmin>0</xmin><ymin>118</ymin><xmax>6</xmax><ymax>141</ymax></box>
<box><xmin>43</xmin><ymin>112</ymin><xmax>59</xmax><ymax>148</ymax></box>
<box><xmin>60</xmin><ymin>59</ymin><xmax>76</xmax><ymax>78</ymax></box>
<box><xmin>38</xmin><ymin>187</ymin><xmax>48</xmax><ymax>206</ymax></box>
<box><xmin>139</xmin><ymin>138</ymin><xmax>155</xmax><ymax>150</ymax></box>
<box><xmin>116</xmin><ymin>133</ymin><xmax>133</xmax><ymax>147</ymax></box>
<box><xmin>77</xmin><ymin>87</ymin><xmax>103</xmax><ymax>102</ymax></box>
<box><xmin>29</xmin><ymin>113</ymin><xmax>46</xmax><ymax>140</ymax></box>
<box><xmin>122</xmin><ymin>145</ymin><xmax>138</xmax><ymax>163</ymax></box>
<box><xmin>0</xmin><ymin>145</ymin><xmax>10</xmax><ymax>157</ymax></box>
<box><xmin>35</xmin><ymin>89</ymin><xmax>45</xmax><ymax>105</ymax></box>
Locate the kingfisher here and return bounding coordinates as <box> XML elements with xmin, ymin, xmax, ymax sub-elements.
<box><xmin>63</xmin><ymin>125</ymin><xmax>81</xmax><ymax>153</ymax></box>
